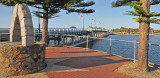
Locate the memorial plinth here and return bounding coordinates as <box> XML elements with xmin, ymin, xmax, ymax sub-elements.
<box><xmin>0</xmin><ymin>4</ymin><xmax>46</xmax><ymax>77</ymax></box>
<box><xmin>0</xmin><ymin>42</ymin><xmax>46</xmax><ymax>77</ymax></box>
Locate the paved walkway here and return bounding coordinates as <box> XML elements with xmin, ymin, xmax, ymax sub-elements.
<box><xmin>2</xmin><ymin>46</ymin><xmax>131</xmax><ymax>78</ymax></box>
<box><xmin>45</xmin><ymin>47</ymin><xmax>131</xmax><ymax>78</ymax></box>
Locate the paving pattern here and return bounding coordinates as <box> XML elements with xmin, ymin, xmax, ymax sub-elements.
<box><xmin>1</xmin><ymin>46</ymin><xmax>131</xmax><ymax>78</ymax></box>
<box><xmin>45</xmin><ymin>47</ymin><xmax>131</xmax><ymax>78</ymax></box>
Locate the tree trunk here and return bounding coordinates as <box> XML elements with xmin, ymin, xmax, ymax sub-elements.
<box><xmin>137</xmin><ymin>0</ymin><xmax>150</xmax><ymax>72</ymax></box>
<box><xmin>42</xmin><ymin>9</ymin><xmax>48</xmax><ymax>45</ymax></box>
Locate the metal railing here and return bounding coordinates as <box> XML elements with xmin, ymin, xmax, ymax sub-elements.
<box><xmin>46</xmin><ymin>34</ymin><xmax>160</xmax><ymax>65</ymax></box>
<box><xmin>1</xmin><ymin>32</ymin><xmax>160</xmax><ymax>65</ymax></box>
<box><xmin>83</xmin><ymin>36</ymin><xmax>160</xmax><ymax>65</ymax></box>
<box><xmin>0</xmin><ymin>33</ymin><xmax>10</xmax><ymax>41</ymax></box>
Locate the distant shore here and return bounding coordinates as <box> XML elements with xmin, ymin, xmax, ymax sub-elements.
<box><xmin>113</xmin><ymin>32</ymin><xmax>160</xmax><ymax>36</ymax></box>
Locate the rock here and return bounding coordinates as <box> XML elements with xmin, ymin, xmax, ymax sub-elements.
<box><xmin>0</xmin><ymin>53</ymin><xmax>2</xmax><ymax>57</ymax></box>
<box><xmin>0</xmin><ymin>42</ymin><xmax>46</xmax><ymax>77</ymax></box>
<box><xmin>26</xmin><ymin>57</ymin><xmax>34</xmax><ymax>62</ymax></box>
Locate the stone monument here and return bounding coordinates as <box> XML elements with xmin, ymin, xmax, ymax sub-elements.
<box><xmin>0</xmin><ymin>4</ymin><xmax>46</xmax><ymax>77</ymax></box>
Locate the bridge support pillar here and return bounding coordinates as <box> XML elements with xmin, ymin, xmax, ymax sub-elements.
<box><xmin>62</xmin><ymin>35</ymin><xmax>65</xmax><ymax>45</ymax></box>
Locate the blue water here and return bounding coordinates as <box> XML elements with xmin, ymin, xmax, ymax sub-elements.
<box><xmin>90</xmin><ymin>35</ymin><xmax>160</xmax><ymax>65</ymax></box>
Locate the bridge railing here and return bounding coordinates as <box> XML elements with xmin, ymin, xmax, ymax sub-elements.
<box><xmin>0</xmin><ymin>28</ymin><xmax>108</xmax><ymax>42</ymax></box>
<box><xmin>34</xmin><ymin>28</ymin><xmax>88</xmax><ymax>34</ymax></box>
<box><xmin>0</xmin><ymin>33</ymin><xmax>10</xmax><ymax>41</ymax></box>
<box><xmin>34</xmin><ymin>28</ymin><xmax>107</xmax><ymax>34</ymax></box>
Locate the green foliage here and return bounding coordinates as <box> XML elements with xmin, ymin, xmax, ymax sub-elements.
<box><xmin>150</xmin><ymin>12</ymin><xmax>160</xmax><ymax>17</ymax></box>
<box><xmin>149</xmin><ymin>18</ymin><xmax>160</xmax><ymax>24</ymax></box>
<box><xmin>133</xmin><ymin>17</ymin><xmax>160</xmax><ymax>24</ymax></box>
<box><xmin>112</xmin><ymin>0</ymin><xmax>160</xmax><ymax>7</ymax></box>
<box><xmin>111</xmin><ymin>27</ymin><xmax>157</xmax><ymax>33</ymax></box>
<box><xmin>67</xmin><ymin>8</ymin><xmax>94</xmax><ymax>13</ymax></box>
<box><xmin>97</xmin><ymin>27</ymin><xmax>101</xmax><ymax>29</ymax></box>
<box><xmin>112</xmin><ymin>0</ymin><xmax>160</xmax><ymax>24</ymax></box>
<box><xmin>0</xmin><ymin>0</ymin><xmax>95</xmax><ymax>19</ymax></box>
<box><xmin>72</xmin><ymin>1</ymin><xmax>95</xmax><ymax>7</ymax></box>
<box><xmin>31</xmin><ymin>0</ymin><xmax>72</xmax><ymax>19</ymax></box>
<box><xmin>31</xmin><ymin>0</ymin><xmax>95</xmax><ymax>19</ymax></box>
<box><xmin>0</xmin><ymin>0</ymin><xmax>35</xmax><ymax>6</ymax></box>
<box><xmin>88</xmin><ymin>26</ymin><xmax>93</xmax><ymax>29</ymax></box>
<box><xmin>126</xmin><ymin>1</ymin><xmax>146</xmax><ymax>16</ymax></box>
<box><xmin>32</xmin><ymin>7</ymin><xmax>60</xmax><ymax>19</ymax></box>
<box><xmin>88</xmin><ymin>26</ymin><xmax>104</xmax><ymax>29</ymax></box>
<box><xmin>112</xmin><ymin>0</ymin><xmax>139</xmax><ymax>7</ymax></box>
<box><xmin>151</xmin><ymin>0</ymin><xmax>160</xmax><ymax>5</ymax></box>
<box><xmin>66</xmin><ymin>1</ymin><xmax>95</xmax><ymax>14</ymax></box>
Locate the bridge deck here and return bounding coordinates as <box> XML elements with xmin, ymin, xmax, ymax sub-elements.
<box><xmin>45</xmin><ymin>46</ymin><xmax>131</xmax><ymax>78</ymax></box>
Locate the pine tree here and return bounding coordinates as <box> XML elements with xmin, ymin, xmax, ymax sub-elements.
<box><xmin>29</xmin><ymin>0</ymin><xmax>95</xmax><ymax>45</ymax></box>
<box><xmin>112</xmin><ymin>0</ymin><xmax>160</xmax><ymax>72</ymax></box>
<box><xmin>0</xmin><ymin>0</ymin><xmax>34</xmax><ymax>6</ymax></box>
<box><xmin>0</xmin><ymin>0</ymin><xmax>95</xmax><ymax>45</ymax></box>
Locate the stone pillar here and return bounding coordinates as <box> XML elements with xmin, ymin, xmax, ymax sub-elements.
<box><xmin>10</xmin><ymin>4</ymin><xmax>34</xmax><ymax>46</ymax></box>
<box><xmin>0</xmin><ymin>4</ymin><xmax>46</xmax><ymax>77</ymax></box>
<box><xmin>10</xmin><ymin>4</ymin><xmax>21</xmax><ymax>42</ymax></box>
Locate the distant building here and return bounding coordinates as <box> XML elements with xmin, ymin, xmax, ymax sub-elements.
<box><xmin>70</xmin><ymin>26</ymin><xmax>77</xmax><ymax>28</ymax></box>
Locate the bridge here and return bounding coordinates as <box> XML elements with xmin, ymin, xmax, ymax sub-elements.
<box><xmin>34</xmin><ymin>28</ymin><xmax>107</xmax><ymax>35</ymax></box>
<box><xmin>0</xmin><ymin>28</ymin><xmax>110</xmax><ymax>46</ymax></box>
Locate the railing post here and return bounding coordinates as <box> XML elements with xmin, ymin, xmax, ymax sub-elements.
<box><xmin>86</xmin><ymin>35</ymin><xmax>89</xmax><ymax>49</ymax></box>
<box><xmin>0</xmin><ymin>33</ymin><xmax>1</xmax><ymax>42</ymax></box>
<box><xmin>134</xmin><ymin>40</ymin><xmax>136</xmax><ymax>63</ymax></box>
<box><xmin>62</xmin><ymin>35</ymin><xmax>64</xmax><ymax>45</ymax></box>
<box><xmin>72</xmin><ymin>36</ymin><xmax>74</xmax><ymax>45</ymax></box>
<box><xmin>34</xmin><ymin>33</ymin><xmax>36</xmax><ymax>42</ymax></box>
<box><xmin>110</xmin><ymin>38</ymin><xmax>112</xmax><ymax>56</ymax></box>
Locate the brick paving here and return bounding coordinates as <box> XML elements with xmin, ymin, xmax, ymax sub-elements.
<box><xmin>45</xmin><ymin>47</ymin><xmax>131</xmax><ymax>78</ymax></box>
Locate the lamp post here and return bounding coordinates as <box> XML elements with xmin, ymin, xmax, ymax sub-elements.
<box><xmin>83</xmin><ymin>15</ymin><xmax>84</xmax><ymax>35</ymax></box>
<box><xmin>38</xmin><ymin>8</ymin><xmax>41</xmax><ymax>41</ymax></box>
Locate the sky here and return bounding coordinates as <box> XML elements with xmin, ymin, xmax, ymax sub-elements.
<box><xmin>0</xmin><ymin>0</ymin><xmax>160</xmax><ymax>30</ymax></box>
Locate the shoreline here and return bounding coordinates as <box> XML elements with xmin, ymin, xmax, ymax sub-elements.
<box><xmin>75</xmin><ymin>38</ymin><xmax>160</xmax><ymax>66</ymax></box>
<box><xmin>113</xmin><ymin>33</ymin><xmax>160</xmax><ymax>36</ymax></box>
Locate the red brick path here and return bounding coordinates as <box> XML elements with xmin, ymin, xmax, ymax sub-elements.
<box><xmin>45</xmin><ymin>47</ymin><xmax>131</xmax><ymax>78</ymax></box>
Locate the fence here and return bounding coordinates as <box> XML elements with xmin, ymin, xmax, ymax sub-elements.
<box><xmin>1</xmin><ymin>33</ymin><xmax>160</xmax><ymax>65</ymax></box>
<box><xmin>74</xmin><ymin>36</ymin><xmax>137</xmax><ymax>63</ymax></box>
<box><xmin>48</xmin><ymin>34</ymin><xmax>160</xmax><ymax>65</ymax></box>
<box><xmin>83</xmin><ymin>36</ymin><xmax>160</xmax><ymax>65</ymax></box>
<box><xmin>0</xmin><ymin>33</ymin><xmax>9</xmax><ymax>41</ymax></box>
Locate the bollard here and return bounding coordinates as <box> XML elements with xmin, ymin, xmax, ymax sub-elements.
<box><xmin>34</xmin><ymin>33</ymin><xmax>36</xmax><ymax>42</ymax></box>
<box><xmin>86</xmin><ymin>35</ymin><xmax>89</xmax><ymax>49</ymax></box>
<box><xmin>110</xmin><ymin>38</ymin><xmax>112</xmax><ymax>56</ymax></box>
